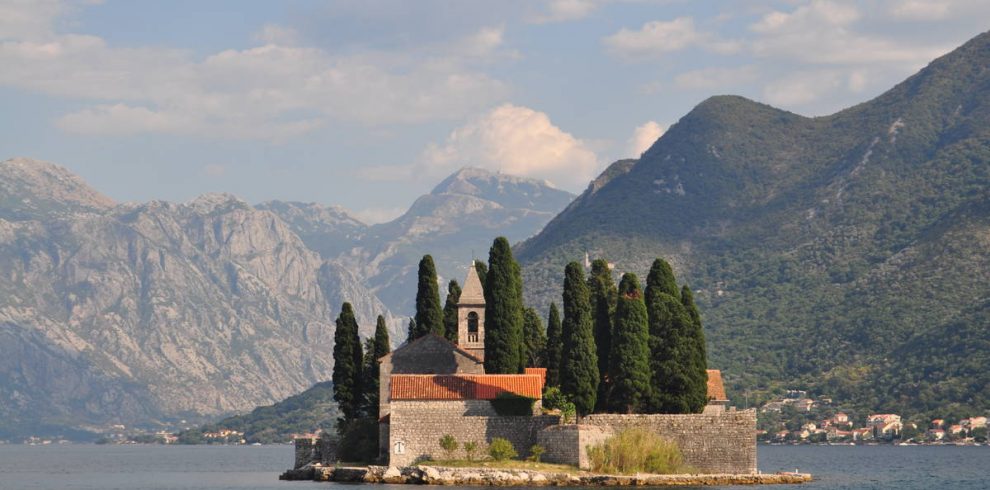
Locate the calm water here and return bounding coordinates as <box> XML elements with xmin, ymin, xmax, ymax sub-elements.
<box><xmin>0</xmin><ymin>444</ymin><xmax>987</xmax><ymax>489</ymax></box>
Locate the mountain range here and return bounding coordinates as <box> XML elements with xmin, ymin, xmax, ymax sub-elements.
<box><xmin>0</xmin><ymin>159</ymin><xmax>570</xmax><ymax>438</ymax></box>
<box><xmin>517</xmin><ymin>30</ymin><xmax>990</xmax><ymax>418</ymax></box>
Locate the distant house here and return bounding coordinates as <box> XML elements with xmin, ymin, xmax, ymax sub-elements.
<box><xmin>961</xmin><ymin>417</ymin><xmax>987</xmax><ymax>429</ymax></box>
<box><xmin>927</xmin><ymin>429</ymin><xmax>946</xmax><ymax>441</ymax></box>
<box><xmin>867</xmin><ymin>414</ymin><xmax>902</xmax><ymax>438</ymax></box>
<box><xmin>948</xmin><ymin>424</ymin><xmax>964</xmax><ymax>435</ymax></box>
<box><xmin>931</xmin><ymin>418</ymin><xmax>945</xmax><ymax>429</ymax></box>
<box><xmin>794</xmin><ymin>399</ymin><xmax>815</xmax><ymax>412</ymax></box>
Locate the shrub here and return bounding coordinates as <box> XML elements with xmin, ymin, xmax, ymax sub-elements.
<box><xmin>439</xmin><ymin>434</ymin><xmax>458</xmax><ymax>460</ymax></box>
<box><xmin>543</xmin><ymin>387</ymin><xmax>567</xmax><ymax>410</ymax></box>
<box><xmin>464</xmin><ymin>441</ymin><xmax>479</xmax><ymax>461</ymax></box>
<box><xmin>490</xmin><ymin>392</ymin><xmax>536</xmax><ymax>416</ymax></box>
<box><xmin>527</xmin><ymin>444</ymin><xmax>545</xmax><ymax>462</ymax></box>
<box><xmin>488</xmin><ymin>437</ymin><xmax>518</xmax><ymax>461</ymax></box>
<box><xmin>560</xmin><ymin>401</ymin><xmax>577</xmax><ymax>423</ymax></box>
<box><xmin>586</xmin><ymin>429</ymin><xmax>686</xmax><ymax>475</ymax></box>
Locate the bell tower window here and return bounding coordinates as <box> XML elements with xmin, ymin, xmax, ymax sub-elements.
<box><xmin>467</xmin><ymin>312</ymin><xmax>479</xmax><ymax>342</ymax></box>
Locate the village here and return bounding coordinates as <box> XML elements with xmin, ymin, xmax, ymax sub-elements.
<box><xmin>755</xmin><ymin>391</ymin><xmax>989</xmax><ymax>445</ymax></box>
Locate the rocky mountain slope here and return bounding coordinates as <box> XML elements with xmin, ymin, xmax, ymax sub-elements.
<box><xmin>0</xmin><ymin>159</ymin><xmax>393</xmax><ymax>438</ymax></box>
<box><xmin>267</xmin><ymin>167</ymin><xmax>574</xmax><ymax>315</ymax></box>
<box><xmin>516</xmin><ymin>31</ymin><xmax>990</xmax><ymax>417</ymax></box>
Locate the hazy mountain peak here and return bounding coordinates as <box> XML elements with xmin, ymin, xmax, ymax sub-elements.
<box><xmin>184</xmin><ymin>192</ymin><xmax>251</xmax><ymax>214</ymax></box>
<box><xmin>432</xmin><ymin>167</ymin><xmax>559</xmax><ymax>195</ymax></box>
<box><xmin>0</xmin><ymin>157</ymin><xmax>115</xmax><ymax>220</ymax></box>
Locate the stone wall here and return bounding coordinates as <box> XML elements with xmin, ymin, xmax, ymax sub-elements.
<box><xmin>292</xmin><ymin>436</ymin><xmax>339</xmax><ymax>468</ymax></box>
<box><xmin>579</xmin><ymin>410</ymin><xmax>757</xmax><ymax>474</ymax></box>
<box><xmin>388</xmin><ymin>400</ymin><xmax>560</xmax><ymax>467</ymax></box>
<box><xmin>537</xmin><ymin>424</ymin><xmax>611</xmax><ymax>470</ymax></box>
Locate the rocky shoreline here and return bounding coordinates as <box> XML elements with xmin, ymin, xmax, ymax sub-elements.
<box><xmin>280</xmin><ymin>464</ymin><xmax>813</xmax><ymax>486</ymax></box>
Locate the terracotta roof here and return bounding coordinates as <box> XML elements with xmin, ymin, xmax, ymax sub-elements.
<box><xmin>524</xmin><ymin>367</ymin><xmax>547</xmax><ymax>385</ymax></box>
<box><xmin>706</xmin><ymin>369</ymin><xmax>728</xmax><ymax>401</ymax></box>
<box><xmin>391</xmin><ymin>374</ymin><xmax>543</xmax><ymax>400</ymax></box>
<box><xmin>378</xmin><ymin>332</ymin><xmax>483</xmax><ymax>363</ymax></box>
<box><xmin>458</xmin><ymin>263</ymin><xmax>486</xmax><ymax>305</ymax></box>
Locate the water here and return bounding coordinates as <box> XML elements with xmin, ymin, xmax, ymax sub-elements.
<box><xmin>0</xmin><ymin>444</ymin><xmax>986</xmax><ymax>489</ymax></box>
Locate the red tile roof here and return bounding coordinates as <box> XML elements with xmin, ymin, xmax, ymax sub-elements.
<box><xmin>524</xmin><ymin>367</ymin><xmax>547</xmax><ymax>385</ymax></box>
<box><xmin>707</xmin><ymin>369</ymin><xmax>728</xmax><ymax>401</ymax></box>
<box><xmin>391</xmin><ymin>374</ymin><xmax>544</xmax><ymax>401</ymax></box>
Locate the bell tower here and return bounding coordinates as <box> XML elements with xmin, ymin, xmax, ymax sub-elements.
<box><xmin>457</xmin><ymin>262</ymin><xmax>486</xmax><ymax>361</ymax></box>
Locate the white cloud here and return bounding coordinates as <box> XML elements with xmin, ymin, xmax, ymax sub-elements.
<box><xmin>528</xmin><ymin>0</ymin><xmax>599</xmax><ymax>24</ymax></box>
<box><xmin>763</xmin><ymin>70</ymin><xmax>844</xmax><ymax>107</ymax></box>
<box><xmin>628</xmin><ymin>121</ymin><xmax>665</xmax><ymax>157</ymax></box>
<box><xmin>254</xmin><ymin>24</ymin><xmax>300</xmax><ymax>46</ymax></box>
<box><xmin>420</xmin><ymin>104</ymin><xmax>600</xmax><ymax>190</ymax></box>
<box><xmin>749</xmin><ymin>1</ymin><xmax>951</xmax><ymax>66</ymax></box>
<box><xmin>0</xmin><ymin>0</ymin><xmax>63</xmax><ymax>40</ymax></box>
<box><xmin>0</xmin><ymin>12</ymin><xmax>509</xmax><ymax>140</ymax></box>
<box><xmin>352</xmin><ymin>206</ymin><xmax>406</xmax><ymax>225</ymax></box>
<box><xmin>603</xmin><ymin>17</ymin><xmax>740</xmax><ymax>59</ymax></box>
<box><xmin>674</xmin><ymin>65</ymin><xmax>759</xmax><ymax>90</ymax></box>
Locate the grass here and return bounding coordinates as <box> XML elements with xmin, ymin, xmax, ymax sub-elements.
<box><xmin>423</xmin><ymin>459</ymin><xmax>583</xmax><ymax>474</ymax></box>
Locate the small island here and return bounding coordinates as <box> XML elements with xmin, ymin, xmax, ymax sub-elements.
<box><xmin>284</xmin><ymin>239</ymin><xmax>812</xmax><ymax>485</ymax></box>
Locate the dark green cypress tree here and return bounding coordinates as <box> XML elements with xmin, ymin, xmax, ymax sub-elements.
<box><xmin>406</xmin><ymin>317</ymin><xmax>416</xmax><ymax>344</ymax></box>
<box><xmin>414</xmin><ymin>255</ymin><xmax>444</xmax><ymax>339</ymax></box>
<box><xmin>588</xmin><ymin>259</ymin><xmax>617</xmax><ymax>412</ymax></box>
<box><xmin>560</xmin><ymin>261</ymin><xmax>598</xmax><ymax>415</ymax></box>
<box><xmin>544</xmin><ymin>302</ymin><xmax>563</xmax><ymax>388</ymax></box>
<box><xmin>474</xmin><ymin>261</ymin><xmax>488</xmax><ymax>287</ymax></box>
<box><xmin>522</xmin><ymin>307</ymin><xmax>547</xmax><ymax>368</ymax></box>
<box><xmin>332</xmin><ymin>302</ymin><xmax>363</xmax><ymax>421</ymax></box>
<box><xmin>442</xmin><ymin>280</ymin><xmax>462</xmax><ymax>342</ymax></box>
<box><xmin>645</xmin><ymin>258</ymin><xmax>680</xmax><ymax>300</ymax></box>
<box><xmin>363</xmin><ymin>315</ymin><xmax>392</xmax><ymax>417</ymax></box>
<box><xmin>680</xmin><ymin>285</ymin><xmax>709</xmax><ymax>412</ymax></box>
<box><xmin>483</xmin><ymin>237</ymin><xmax>525</xmax><ymax>373</ymax></box>
<box><xmin>607</xmin><ymin>274</ymin><xmax>651</xmax><ymax>413</ymax></box>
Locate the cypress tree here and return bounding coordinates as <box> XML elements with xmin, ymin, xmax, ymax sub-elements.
<box><xmin>522</xmin><ymin>307</ymin><xmax>547</xmax><ymax>368</ymax></box>
<box><xmin>588</xmin><ymin>259</ymin><xmax>617</xmax><ymax>412</ymax></box>
<box><xmin>645</xmin><ymin>258</ymin><xmax>680</xmax><ymax>300</ymax></box>
<box><xmin>544</xmin><ymin>302</ymin><xmax>563</xmax><ymax>388</ymax></box>
<box><xmin>406</xmin><ymin>318</ymin><xmax>416</xmax><ymax>344</ymax></box>
<box><xmin>363</xmin><ymin>315</ymin><xmax>392</xmax><ymax>417</ymax></box>
<box><xmin>680</xmin><ymin>285</ymin><xmax>709</xmax><ymax>412</ymax></box>
<box><xmin>560</xmin><ymin>261</ymin><xmax>598</xmax><ymax>415</ymax></box>
<box><xmin>442</xmin><ymin>280</ymin><xmax>462</xmax><ymax>342</ymax></box>
<box><xmin>474</xmin><ymin>261</ymin><xmax>488</xmax><ymax>286</ymax></box>
<box><xmin>607</xmin><ymin>274</ymin><xmax>651</xmax><ymax>413</ymax></box>
<box><xmin>483</xmin><ymin>237</ymin><xmax>525</xmax><ymax>373</ymax></box>
<box><xmin>332</xmin><ymin>302</ymin><xmax>363</xmax><ymax>421</ymax></box>
<box><xmin>414</xmin><ymin>255</ymin><xmax>444</xmax><ymax>339</ymax></box>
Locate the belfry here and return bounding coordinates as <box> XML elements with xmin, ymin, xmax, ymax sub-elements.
<box><xmin>455</xmin><ymin>262</ymin><xmax>486</xmax><ymax>361</ymax></box>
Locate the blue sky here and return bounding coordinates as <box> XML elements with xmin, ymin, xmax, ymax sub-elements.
<box><xmin>2</xmin><ymin>0</ymin><xmax>988</xmax><ymax>223</ymax></box>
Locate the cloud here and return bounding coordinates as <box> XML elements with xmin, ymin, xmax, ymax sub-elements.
<box><xmin>749</xmin><ymin>1</ymin><xmax>951</xmax><ymax>66</ymax></box>
<box><xmin>352</xmin><ymin>206</ymin><xmax>406</xmax><ymax>225</ymax></box>
<box><xmin>420</xmin><ymin>104</ymin><xmax>600</xmax><ymax>190</ymax></box>
<box><xmin>0</xmin><ymin>0</ymin><xmax>63</xmax><ymax>40</ymax></box>
<box><xmin>763</xmin><ymin>70</ymin><xmax>845</xmax><ymax>107</ymax></box>
<box><xmin>0</xmin><ymin>12</ymin><xmax>509</xmax><ymax>140</ymax></box>
<box><xmin>528</xmin><ymin>0</ymin><xmax>600</xmax><ymax>23</ymax></box>
<box><xmin>603</xmin><ymin>17</ymin><xmax>740</xmax><ymax>59</ymax></box>
<box><xmin>628</xmin><ymin>121</ymin><xmax>664</xmax><ymax>157</ymax></box>
<box><xmin>674</xmin><ymin>65</ymin><xmax>759</xmax><ymax>90</ymax></box>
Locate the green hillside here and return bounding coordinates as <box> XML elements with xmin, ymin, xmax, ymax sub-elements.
<box><xmin>516</xmin><ymin>31</ymin><xmax>990</xmax><ymax>417</ymax></box>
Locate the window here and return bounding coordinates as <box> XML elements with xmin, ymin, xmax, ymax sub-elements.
<box><xmin>467</xmin><ymin>312</ymin><xmax>479</xmax><ymax>342</ymax></box>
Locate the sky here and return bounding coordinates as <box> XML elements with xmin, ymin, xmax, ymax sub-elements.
<box><xmin>2</xmin><ymin>0</ymin><xmax>988</xmax><ymax>223</ymax></box>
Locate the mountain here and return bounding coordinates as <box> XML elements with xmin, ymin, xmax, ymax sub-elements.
<box><xmin>0</xmin><ymin>159</ymin><xmax>394</xmax><ymax>439</ymax></box>
<box><xmin>517</xmin><ymin>31</ymin><xmax>990</xmax><ymax>417</ymax></box>
<box><xmin>268</xmin><ymin>167</ymin><xmax>574</xmax><ymax>315</ymax></box>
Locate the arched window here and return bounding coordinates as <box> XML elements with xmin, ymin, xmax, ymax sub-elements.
<box><xmin>467</xmin><ymin>311</ymin><xmax>479</xmax><ymax>342</ymax></box>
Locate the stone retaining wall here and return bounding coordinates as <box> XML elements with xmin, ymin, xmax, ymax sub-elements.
<box><xmin>388</xmin><ymin>400</ymin><xmax>561</xmax><ymax>466</ymax></box>
<box><xmin>537</xmin><ymin>424</ymin><xmax>610</xmax><ymax>470</ymax></box>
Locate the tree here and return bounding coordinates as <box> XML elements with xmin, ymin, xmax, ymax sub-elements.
<box><xmin>406</xmin><ymin>317</ymin><xmax>416</xmax><ymax>344</ymax></box>
<box><xmin>442</xmin><ymin>280</ymin><xmax>462</xmax><ymax>342</ymax></box>
<box><xmin>522</xmin><ymin>307</ymin><xmax>547</xmax><ymax>368</ymax></box>
<box><xmin>332</xmin><ymin>302</ymin><xmax>363</xmax><ymax>421</ymax></box>
<box><xmin>544</xmin><ymin>302</ymin><xmax>563</xmax><ymax>388</ymax></box>
<box><xmin>413</xmin><ymin>255</ymin><xmax>444</xmax><ymax>339</ymax></box>
<box><xmin>607</xmin><ymin>274</ymin><xmax>651</xmax><ymax>413</ymax></box>
<box><xmin>680</xmin><ymin>285</ymin><xmax>709</xmax><ymax>412</ymax></box>
<box><xmin>363</xmin><ymin>315</ymin><xmax>391</xmax><ymax>415</ymax></box>
<box><xmin>483</xmin><ymin>237</ymin><xmax>525</xmax><ymax>374</ymax></box>
<box><xmin>560</xmin><ymin>261</ymin><xmax>599</xmax><ymax>415</ymax></box>
<box><xmin>439</xmin><ymin>434</ymin><xmax>459</xmax><ymax>460</ymax></box>
<box><xmin>645</xmin><ymin>258</ymin><xmax>680</xmax><ymax>300</ymax></box>
<box><xmin>474</xmin><ymin>261</ymin><xmax>488</xmax><ymax>287</ymax></box>
<box><xmin>588</xmin><ymin>259</ymin><xmax>617</xmax><ymax>412</ymax></box>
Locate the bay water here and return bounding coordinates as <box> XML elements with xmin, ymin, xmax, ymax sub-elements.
<box><xmin>0</xmin><ymin>444</ymin><xmax>986</xmax><ymax>489</ymax></box>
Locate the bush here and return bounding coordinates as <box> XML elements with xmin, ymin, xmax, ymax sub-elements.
<box><xmin>464</xmin><ymin>441</ymin><xmax>479</xmax><ymax>461</ymax></box>
<box><xmin>488</xmin><ymin>437</ymin><xmax>518</xmax><ymax>461</ymax></box>
<box><xmin>586</xmin><ymin>429</ymin><xmax>686</xmax><ymax>475</ymax></box>
<box><xmin>543</xmin><ymin>387</ymin><xmax>567</xmax><ymax>410</ymax></box>
<box><xmin>527</xmin><ymin>444</ymin><xmax>545</xmax><ymax>462</ymax></box>
<box><xmin>490</xmin><ymin>392</ymin><xmax>536</xmax><ymax>416</ymax></box>
<box><xmin>560</xmin><ymin>401</ymin><xmax>577</xmax><ymax>423</ymax></box>
<box><xmin>439</xmin><ymin>434</ymin><xmax>458</xmax><ymax>460</ymax></box>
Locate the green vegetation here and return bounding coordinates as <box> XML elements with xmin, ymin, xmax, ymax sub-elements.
<box><xmin>488</xmin><ymin>437</ymin><xmax>518</xmax><ymax>461</ymax></box>
<box><xmin>544</xmin><ymin>302</ymin><xmax>563</xmax><ymax>388</ymax></box>
<box><xmin>607</xmin><ymin>274</ymin><xmax>651</xmax><ymax>414</ymax></box>
<box><xmin>484</xmin><ymin>237</ymin><xmax>525</xmax><ymax>374</ymax></box>
<box><xmin>489</xmin><ymin>392</ymin><xmax>536</xmax><ymax>416</ymax></box>
<box><xmin>362</xmin><ymin>315</ymin><xmax>391</xmax><ymax>414</ymax></box>
<box><xmin>332</xmin><ymin>302</ymin><xmax>363</xmax><ymax>420</ymax></box>
<box><xmin>413</xmin><ymin>255</ymin><xmax>444</xmax><ymax>339</ymax></box>
<box><xmin>528</xmin><ymin>444</ymin><xmax>545</xmax><ymax>462</ymax></box>
<box><xmin>560</xmin><ymin>262</ymin><xmax>599</xmax><ymax>416</ymax></box>
<box><xmin>588</xmin><ymin>259</ymin><xmax>617</xmax><ymax>412</ymax></box>
<box><xmin>464</xmin><ymin>441</ymin><xmax>479</xmax><ymax>461</ymax></box>
<box><xmin>522</xmin><ymin>307</ymin><xmax>547</xmax><ymax>368</ymax></box>
<box><xmin>442</xmin><ymin>280</ymin><xmax>462</xmax><ymax>342</ymax></box>
<box><xmin>439</xmin><ymin>434</ymin><xmax>459</xmax><ymax>460</ymax></box>
<box><xmin>585</xmin><ymin>429</ymin><xmax>687</xmax><ymax>475</ymax></box>
<box><xmin>180</xmin><ymin>381</ymin><xmax>339</xmax><ymax>444</ymax></box>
